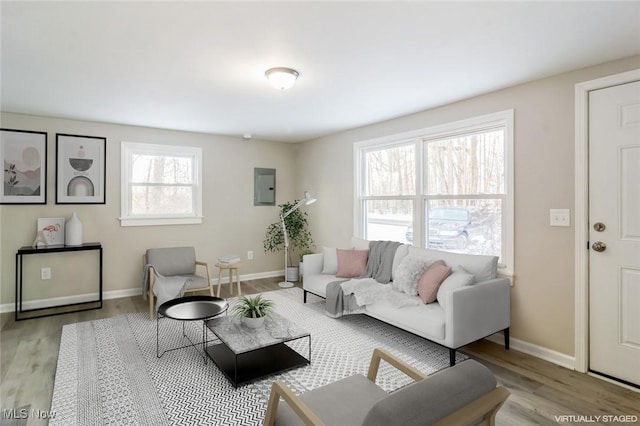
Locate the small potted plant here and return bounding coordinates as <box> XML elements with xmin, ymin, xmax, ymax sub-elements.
<box><xmin>231</xmin><ymin>294</ymin><xmax>274</xmax><ymax>329</ymax></box>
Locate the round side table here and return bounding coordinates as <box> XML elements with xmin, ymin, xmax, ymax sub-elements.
<box><xmin>215</xmin><ymin>262</ymin><xmax>242</xmax><ymax>297</ymax></box>
<box><xmin>156</xmin><ymin>295</ymin><xmax>228</xmax><ymax>363</ymax></box>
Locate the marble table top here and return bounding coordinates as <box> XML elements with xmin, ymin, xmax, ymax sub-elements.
<box><xmin>205</xmin><ymin>311</ymin><xmax>310</xmax><ymax>354</ymax></box>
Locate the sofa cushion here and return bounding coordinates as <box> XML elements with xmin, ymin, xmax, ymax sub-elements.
<box><xmin>437</xmin><ymin>265</ymin><xmax>475</xmax><ymax>310</ymax></box>
<box><xmin>336</xmin><ymin>249</ymin><xmax>369</xmax><ymax>278</ymax></box>
<box><xmin>366</xmin><ymin>299</ymin><xmax>445</xmax><ymax>340</ymax></box>
<box><xmin>417</xmin><ymin>260</ymin><xmax>452</xmax><ymax>304</ymax></box>
<box><xmin>392</xmin><ymin>255</ymin><xmax>434</xmax><ymax>296</ymax></box>
<box><xmin>321</xmin><ymin>247</ymin><xmax>338</xmax><ymax>274</ymax></box>
<box><xmin>362</xmin><ymin>359</ymin><xmax>497</xmax><ymax>426</ymax></box>
<box><xmin>304</xmin><ymin>274</ymin><xmax>342</xmax><ymax>298</ymax></box>
<box><xmin>407</xmin><ymin>246</ymin><xmax>498</xmax><ymax>281</ymax></box>
<box><xmin>275</xmin><ymin>374</ymin><xmax>387</xmax><ymax>426</ymax></box>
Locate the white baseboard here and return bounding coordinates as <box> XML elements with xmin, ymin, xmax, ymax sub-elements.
<box><xmin>1</xmin><ymin>270</ymin><xmax>283</xmax><ymax>314</ymax></box>
<box><xmin>485</xmin><ymin>333</ymin><xmax>576</xmax><ymax>370</ymax></box>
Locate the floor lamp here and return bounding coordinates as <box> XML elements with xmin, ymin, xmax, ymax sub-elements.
<box><xmin>279</xmin><ymin>191</ymin><xmax>317</xmax><ymax>288</ymax></box>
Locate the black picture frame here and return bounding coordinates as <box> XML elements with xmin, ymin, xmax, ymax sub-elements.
<box><xmin>1</xmin><ymin>128</ymin><xmax>48</xmax><ymax>204</ymax></box>
<box><xmin>56</xmin><ymin>133</ymin><xmax>106</xmax><ymax>204</ymax></box>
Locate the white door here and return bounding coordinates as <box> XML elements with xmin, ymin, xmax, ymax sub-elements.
<box><xmin>589</xmin><ymin>80</ymin><xmax>640</xmax><ymax>387</ymax></box>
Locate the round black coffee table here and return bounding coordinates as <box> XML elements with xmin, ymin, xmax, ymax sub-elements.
<box><xmin>156</xmin><ymin>295</ymin><xmax>228</xmax><ymax>362</ymax></box>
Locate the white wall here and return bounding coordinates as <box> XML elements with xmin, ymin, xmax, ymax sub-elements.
<box><xmin>0</xmin><ymin>113</ymin><xmax>298</xmax><ymax>307</ymax></box>
<box><xmin>296</xmin><ymin>55</ymin><xmax>640</xmax><ymax>358</ymax></box>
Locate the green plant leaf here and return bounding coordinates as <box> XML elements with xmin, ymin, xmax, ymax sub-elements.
<box><xmin>231</xmin><ymin>294</ymin><xmax>274</xmax><ymax>318</ymax></box>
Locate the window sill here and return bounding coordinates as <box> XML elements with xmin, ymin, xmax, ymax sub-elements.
<box><xmin>119</xmin><ymin>216</ymin><xmax>203</xmax><ymax>227</ymax></box>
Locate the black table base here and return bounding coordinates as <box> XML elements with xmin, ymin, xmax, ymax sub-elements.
<box><xmin>206</xmin><ymin>337</ymin><xmax>311</xmax><ymax>387</ymax></box>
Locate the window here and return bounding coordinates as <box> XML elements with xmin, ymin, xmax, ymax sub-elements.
<box><xmin>120</xmin><ymin>142</ymin><xmax>202</xmax><ymax>227</ymax></box>
<box><xmin>355</xmin><ymin>110</ymin><xmax>514</xmax><ymax>272</ymax></box>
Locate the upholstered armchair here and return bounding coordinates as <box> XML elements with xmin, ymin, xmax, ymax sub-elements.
<box><xmin>143</xmin><ymin>246</ymin><xmax>213</xmax><ymax>319</ymax></box>
<box><xmin>264</xmin><ymin>347</ymin><xmax>509</xmax><ymax>426</ymax></box>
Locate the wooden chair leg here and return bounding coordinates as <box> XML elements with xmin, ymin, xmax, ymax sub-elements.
<box><xmin>217</xmin><ymin>268</ymin><xmax>223</xmax><ymax>297</ymax></box>
<box><xmin>149</xmin><ymin>292</ymin><xmax>154</xmax><ymax>320</ymax></box>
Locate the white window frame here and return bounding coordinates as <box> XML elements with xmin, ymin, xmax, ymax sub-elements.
<box><xmin>120</xmin><ymin>141</ymin><xmax>203</xmax><ymax>227</ymax></box>
<box><xmin>354</xmin><ymin>110</ymin><xmax>514</xmax><ymax>274</ymax></box>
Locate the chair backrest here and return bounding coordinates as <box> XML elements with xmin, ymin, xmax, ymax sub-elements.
<box><xmin>362</xmin><ymin>359</ymin><xmax>497</xmax><ymax>426</ymax></box>
<box><xmin>146</xmin><ymin>247</ymin><xmax>196</xmax><ymax>276</ymax></box>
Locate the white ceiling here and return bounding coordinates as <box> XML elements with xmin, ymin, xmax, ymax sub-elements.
<box><xmin>2</xmin><ymin>1</ymin><xmax>639</xmax><ymax>143</ymax></box>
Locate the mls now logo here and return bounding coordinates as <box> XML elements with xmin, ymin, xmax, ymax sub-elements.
<box><xmin>3</xmin><ymin>408</ymin><xmax>29</xmax><ymax>419</ymax></box>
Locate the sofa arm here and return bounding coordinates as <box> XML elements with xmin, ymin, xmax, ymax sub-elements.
<box><xmin>444</xmin><ymin>278</ymin><xmax>511</xmax><ymax>348</ymax></box>
<box><xmin>303</xmin><ymin>253</ymin><xmax>324</xmax><ymax>276</ymax></box>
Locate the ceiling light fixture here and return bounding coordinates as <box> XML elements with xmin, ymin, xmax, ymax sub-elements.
<box><xmin>265</xmin><ymin>67</ymin><xmax>299</xmax><ymax>90</ymax></box>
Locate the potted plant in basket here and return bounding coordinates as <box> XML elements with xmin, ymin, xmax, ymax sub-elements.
<box><xmin>263</xmin><ymin>199</ymin><xmax>315</xmax><ymax>282</ymax></box>
<box><xmin>231</xmin><ymin>294</ymin><xmax>274</xmax><ymax>328</ymax></box>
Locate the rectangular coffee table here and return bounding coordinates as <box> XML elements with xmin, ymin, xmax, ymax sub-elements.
<box><xmin>204</xmin><ymin>311</ymin><xmax>310</xmax><ymax>387</ymax></box>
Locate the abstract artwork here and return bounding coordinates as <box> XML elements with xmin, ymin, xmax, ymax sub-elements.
<box><xmin>1</xmin><ymin>128</ymin><xmax>48</xmax><ymax>204</ymax></box>
<box><xmin>56</xmin><ymin>133</ymin><xmax>106</xmax><ymax>204</ymax></box>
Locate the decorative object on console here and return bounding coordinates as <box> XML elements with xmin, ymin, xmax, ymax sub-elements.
<box><xmin>263</xmin><ymin>191</ymin><xmax>316</xmax><ymax>288</ymax></box>
<box><xmin>65</xmin><ymin>212</ymin><xmax>83</xmax><ymax>246</ymax></box>
<box><xmin>231</xmin><ymin>294</ymin><xmax>274</xmax><ymax>328</ymax></box>
<box><xmin>1</xmin><ymin>128</ymin><xmax>47</xmax><ymax>204</ymax></box>
<box><xmin>56</xmin><ymin>133</ymin><xmax>106</xmax><ymax>204</ymax></box>
<box><xmin>35</xmin><ymin>217</ymin><xmax>65</xmax><ymax>246</ymax></box>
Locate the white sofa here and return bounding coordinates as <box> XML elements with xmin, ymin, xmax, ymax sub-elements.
<box><xmin>302</xmin><ymin>239</ymin><xmax>511</xmax><ymax>365</ymax></box>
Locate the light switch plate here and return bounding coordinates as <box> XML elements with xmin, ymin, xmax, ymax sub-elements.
<box><xmin>550</xmin><ymin>209</ymin><xmax>571</xmax><ymax>227</ymax></box>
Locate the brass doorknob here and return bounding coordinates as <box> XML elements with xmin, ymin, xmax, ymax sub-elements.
<box><xmin>592</xmin><ymin>241</ymin><xmax>607</xmax><ymax>252</ymax></box>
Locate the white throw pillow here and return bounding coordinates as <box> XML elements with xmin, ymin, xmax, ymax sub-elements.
<box><xmin>436</xmin><ymin>265</ymin><xmax>476</xmax><ymax>310</ymax></box>
<box><xmin>351</xmin><ymin>236</ymin><xmax>371</xmax><ymax>250</ymax></box>
<box><xmin>321</xmin><ymin>247</ymin><xmax>338</xmax><ymax>274</ymax></box>
<box><xmin>392</xmin><ymin>255</ymin><xmax>435</xmax><ymax>296</ymax></box>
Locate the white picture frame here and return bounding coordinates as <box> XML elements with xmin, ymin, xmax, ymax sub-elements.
<box><xmin>35</xmin><ymin>217</ymin><xmax>66</xmax><ymax>247</ymax></box>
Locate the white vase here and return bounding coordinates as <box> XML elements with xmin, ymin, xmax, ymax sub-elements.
<box><xmin>65</xmin><ymin>212</ymin><xmax>83</xmax><ymax>246</ymax></box>
<box><xmin>241</xmin><ymin>316</ymin><xmax>265</xmax><ymax>329</ymax></box>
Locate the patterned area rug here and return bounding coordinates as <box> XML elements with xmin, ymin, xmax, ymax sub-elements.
<box><xmin>50</xmin><ymin>288</ymin><xmax>466</xmax><ymax>425</ymax></box>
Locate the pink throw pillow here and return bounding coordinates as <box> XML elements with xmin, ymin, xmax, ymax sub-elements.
<box><xmin>417</xmin><ymin>260</ymin><xmax>452</xmax><ymax>304</ymax></box>
<box><xmin>336</xmin><ymin>249</ymin><xmax>369</xmax><ymax>278</ymax></box>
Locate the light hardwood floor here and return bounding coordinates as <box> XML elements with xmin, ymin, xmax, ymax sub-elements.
<box><xmin>2</xmin><ymin>277</ymin><xmax>639</xmax><ymax>425</ymax></box>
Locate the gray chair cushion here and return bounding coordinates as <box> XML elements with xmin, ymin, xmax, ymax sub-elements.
<box><xmin>362</xmin><ymin>359</ymin><xmax>497</xmax><ymax>426</ymax></box>
<box><xmin>182</xmin><ymin>274</ymin><xmax>209</xmax><ymax>290</ymax></box>
<box><xmin>146</xmin><ymin>247</ymin><xmax>196</xmax><ymax>276</ymax></box>
<box><xmin>275</xmin><ymin>374</ymin><xmax>388</xmax><ymax>426</ymax></box>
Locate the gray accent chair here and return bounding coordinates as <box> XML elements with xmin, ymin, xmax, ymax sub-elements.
<box><xmin>144</xmin><ymin>247</ymin><xmax>213</xmax><ymax>319</ymax></box>
<box><xmin>264</xmin><ymin>348</ymin><xmax>509</xmax><ymax>426</ymax></box>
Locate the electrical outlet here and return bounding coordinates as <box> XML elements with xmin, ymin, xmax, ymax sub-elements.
<box><xmin>247</xmin><ymin>251</ymin><xmax>254</xmax><ymax>260</ymax></box>
<box><xmin>41</xmin><ymin>267</ymin><xmax>51</xmax><ymax>280</ymax></box>
<box><xmin>550</xmin><ymin>209</ymin><xmax>571</xmax><ymax>227</ymax></box>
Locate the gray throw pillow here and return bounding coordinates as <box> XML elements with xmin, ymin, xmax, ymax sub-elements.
<box><xmin>392</xmin><ymin>255</ymin><xmax>435</xmax><ymax>296</ymax></box>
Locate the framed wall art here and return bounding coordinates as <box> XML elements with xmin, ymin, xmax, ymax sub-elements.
<box><xmin>56</xmin><ymin>133</ymin><xmax>106</xmax><ymax>204</ymax></box>
<box><xmin>1</xmin><ymin>128</ymin><xmax>47</xmax><ymax>204</ymax></box>
<box><xmin>35</xmin><ymin>217</ymin><xmax>66</xmax><ymax>246</ymax></box>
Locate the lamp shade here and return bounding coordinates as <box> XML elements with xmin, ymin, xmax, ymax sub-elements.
<box><xmin>265</xmin><ymin>67</ymin><xmax>299</xmax><ymax>90</ymax></box>
<box><xmin>303</xmin><ymin>191</ymin><xmax>316</xmax><ymax>205</ymax></box>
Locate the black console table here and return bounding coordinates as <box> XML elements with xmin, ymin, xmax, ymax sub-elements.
<box><xmin>15</xmin><ymin>243</ymin><xmax>103</xmax><ymax>321</ymax></box>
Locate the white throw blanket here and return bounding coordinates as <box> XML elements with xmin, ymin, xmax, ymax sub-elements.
<box><xmin>340</xmin><ymin>278</ymin><xmax>421</xmax><ymax>309</ymax></box>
